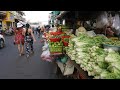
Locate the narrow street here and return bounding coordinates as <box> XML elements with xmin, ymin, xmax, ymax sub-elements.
<box><xmin>0</xmin><ymin>34</ymin><xmax>58</xmax><ymax>79</ymax></box>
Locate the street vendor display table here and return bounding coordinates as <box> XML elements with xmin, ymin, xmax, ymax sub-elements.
<box><xmin>41</xmin><ymin>27</ymin><xmax>93</xmax><ymax>79</ymax></box>
<box><xmin>50</xmin><ymin>52</ymin><xmax>92</xmax><ymax>79</ymax></box>
<box><xmin>65</xmin><ymin>53</ymin><xmax>93</xmax><ymax>79</ymax></box>
<box><xmin>50</xmin><ymin>53</ymin><xmax>63</xmax><ymax>56</ymax></box>
<box><xmin>70</xmin><ymin>60</ymin><xmax>93</xmax><ymax>79</ymax></box>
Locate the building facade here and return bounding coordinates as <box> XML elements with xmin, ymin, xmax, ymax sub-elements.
<box><xmin>0</xmin><ymin>11</ymin><xmax>7</xmax><ymax>30</ymax></box>
<box><xmin>2</xmin><ymin>11</ymin><xmax>15</xmax><ymax>30</ymax></box>
<box><xmin>1</xmin><ymin>11</ymin><xmax>25</xmax><ymax>30</ymax></box>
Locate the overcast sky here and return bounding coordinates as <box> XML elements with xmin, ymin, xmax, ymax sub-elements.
<box><xmin>23</xmin><ymin>11</ymin><xmax>51</xmax><ymax>25</ymax></box>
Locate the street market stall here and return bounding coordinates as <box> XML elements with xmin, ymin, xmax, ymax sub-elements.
<box><xmin>66</xmin><ymin>11</ymin><xmax>120</xmax><ymax>79</ymax></box>
<box><xmin>41</xmin><ymin>11</ymin><xmax>120</xmax><ymax>79</ymax></box>
<box><xmin>40</xmin><ymin>24</ymin><xmax>94</xmax><ymax>79</ymax></box>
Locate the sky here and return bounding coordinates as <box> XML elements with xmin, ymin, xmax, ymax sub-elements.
<box><xmin>23</xmin><ymin>11</ymin><xmax>51</xmax><ymax>25</ymax></box>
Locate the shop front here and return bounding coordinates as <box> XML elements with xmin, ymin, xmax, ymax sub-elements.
<box><xmin>0</xmin><ymin>12</ymin><xmax>6</xmax><ymax>30</ymax></box>
<box><xmin>40</xmin><ymin>11</ymin><xmax>120</xmax><ymax>79</ymax></box>
<box><xmin>2</xmin><ymin>11</ymin><xmax>15</xmax><ymax>30</ymax></box>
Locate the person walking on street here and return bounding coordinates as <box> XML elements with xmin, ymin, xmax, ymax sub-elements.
<box><xmin>35</xmin><ymin>27</ymin><xmax>38</xmax><ymax>35</ymax></box>
<box><xmin>23</xmin><ymin>23</ymin><xmax>36</xmax><ymax>58</ymax></box>
<box><xmin>35</xmin><ymin>27</ymin><xmax>37</xmax><ymax>35</ymax></box>
<box><xmin>40</xmin><ymin>25</ymin><xmax>45</xmax><ymax>36</ymax></box>
<box><xmin>14</xmin><ymin>22</ymin><xmax>25</xmax><ymax>56</ymax></box>
<box><xmin>37</xmin><ymin>26</ymin><xmax>41</xmax><ymax>38</ymax></box>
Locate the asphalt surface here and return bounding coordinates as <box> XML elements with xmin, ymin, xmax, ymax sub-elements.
<box><xmin>0</xmin><ymin>34</ymin><xmax>58</xmax><ymax>79</ymax></box>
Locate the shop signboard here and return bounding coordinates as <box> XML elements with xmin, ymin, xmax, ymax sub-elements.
<box><xmin>5</xmin><ymin>12</ymin><xmax>14</xmax><ymax>22</ymax></box>
<box><xmin>5</xmin><ymin>12</ymin><xmax>10</xmax><ymax>21</ymax></box>
<box><xmin>53</xmin><ymin>11</ymin><xmax>60</xmax><ymax>16</ymax></box>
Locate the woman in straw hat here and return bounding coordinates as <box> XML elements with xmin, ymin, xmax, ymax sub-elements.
<box><xmin>14</xmin><ymin>22</ymin><xmax>25</xmax><ymax>56</ymax></box>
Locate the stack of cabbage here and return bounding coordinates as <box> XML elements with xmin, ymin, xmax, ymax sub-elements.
<box><xmin>66</xmin><ymin>33</ymin><xmax>120</xmax><ymax>79</ymax></box>
<box><xmin>66</xmin><ymin>34</ymin><xmax>76</xmax><ymax>60</ymax></box>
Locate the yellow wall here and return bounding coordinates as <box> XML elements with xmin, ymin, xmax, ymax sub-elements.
<box><xmin>2</xmin><ymin>20</ymin><xmax>7</xmax><ymax>30</ymax></box>
<box><xmin>4</xmin><ymin>11</ymin><xmax>14</xmax><ymax>22</ymax></box>
<box><xmin>2</xmin><ymin>11</ymin><xmax>15</xmax><ymax>30</ymax></box>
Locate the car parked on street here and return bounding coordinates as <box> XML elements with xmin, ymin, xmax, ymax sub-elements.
<box><xmin>0</xmin><ymin>33</ymin><xmax>5</xmax><ymax>49</ymax></box>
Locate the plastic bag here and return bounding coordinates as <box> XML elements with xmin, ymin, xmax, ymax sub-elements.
<box><xmin>42</xmin><ymin>42</ymin><xmax>49</xmax><ymax>51</ymax></box>
<box><xmin>42</xmin><ymin>46</ymin><xmax>47</xmax><ymax>51</ymax></box>
<box><xmin>112</xmin><ymin>14</ymin><xmax>120</xmax><ymax>29</ymax></box>
<box><xmin>87</xmin><ymin>31</ymin><xmax>96</xmax><ymax>37</ymax></box>
<box><xmin>41</xmin><ymin>57</ymin><xmax>52</xmax><ymax>62</ymax></box>
<box><xmin>42</xmin><ymin>35</ymin><xmax>45</xmax><ymax>38</ymax></box>
<box><xmin>76</xmin><ymin>27</ymin><xmax>87</xmax><ymax>36</ymax></box>
<box><xmin>96</xmin><ymin>12</ymin><xmax>109</xmax><ymax>28</ymax></box>
<box><xmin>112</xmin><ymin>14</ymin><xmax>120</xmax><ymax>35</ymax></box>
<box><xmin>41</xmin><ymin>49</ymin><xmax>49</xmax><ymax>58</ymax></box>
<box><xmin>63</xmin><ymin>63</ymin><xmax>74</xmax><ymax>76</ymax></box>
<box><xmin>57</xmin><ymin>61</ymin><xmax>65</xmax><ymax>74</ymax></box>
<box><xmin>41</xmin><ymin>48</ymin><xmax>53</xmax><ymax>62</ymax></box>
<box><xmin>57</xmin><ymin>60</ymin><xmax>74</xmax><ymax>76</ymax></box>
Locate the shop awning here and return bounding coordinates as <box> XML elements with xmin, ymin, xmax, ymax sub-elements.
<box><xmin>56</xmin><ymin>11</ymin><xmax>102</xmax><ymax>21</ymax></box>
<box><xmin>74</xmin><ymin>11</ymin><xmax>102</xmax><ymax>21</ymax></box>
<box><xmin>56</xmin><ymin>11</ymin><xmax>70</xmax><ymax>19</ymax></box>
<box><xmin>0</xmin><ymin>11</ymin><xmax>7</xmax><ymax>16</ymax></box>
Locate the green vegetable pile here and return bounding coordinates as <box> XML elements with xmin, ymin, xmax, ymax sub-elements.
<box><xmin>66</xmin><ymin>33</ymin><xmax>120</xmax><ymax>79</ymax></box>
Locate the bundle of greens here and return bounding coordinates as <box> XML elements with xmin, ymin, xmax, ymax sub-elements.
<box><xmin>66</xmin><ymin>33</ymin><xmax>120</xmax><ymax>79</ymax></box>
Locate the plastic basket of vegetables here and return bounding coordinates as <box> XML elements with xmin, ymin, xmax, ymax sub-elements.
<box><xmin>50</xmin><ymin>32</ymin><xmax>64</xmax><ymax>35</ymax></box>
<box><xmin>49</xmin><ymin>41</ymin><xmax>63</xmax><ymax>54</ymax></box>
<box><xmin>103</xmin><ymin>44</ymin><xmax>120</xmax><ymax>52</ymax></box>
<box><xmin>49</xmin><ymin>38</ymin><xmax>61</xmax><ymax>42</ymax></box>
<box><xmin>63</xmin><ymin>41</ymin><xmax>69</xmax><ymax>46</ymax></box>
<box><xmin>61</xmin><ymin>36</ymin><xmax>70</xmax><ymax>40</ymax></box>
<box><xmin>61</xmin><ymin>36</ymin><xmax>70</xmax><ymax>46</ymax></box>
<box><xmin>103</xmin><ymin>40</ymin><xmax>120</xmax><ymax>52</ymax></box>
<box><xmin>49</xmin><ymin>46</ymin><xmax>63</xmax><ymax>54</ymax></box>
<box><xmin>60</xmin><ymin>33</ymin><xmax>66</xmax><ymax>37</ymax></box>
<box><xmin>49</xmin><ymin>35</ymin><xmax>61</xmax><ymax>42</ymax></box>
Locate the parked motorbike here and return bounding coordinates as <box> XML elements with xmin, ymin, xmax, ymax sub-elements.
<box><xmin>0</xmin><ymin>33</ymin><xmax>5</xmax><ymax>49</ymax></box>
<box><xmin>4</xmin><ymin>29</ymin><xmax>14</xmax><ymax>36</ymax></box>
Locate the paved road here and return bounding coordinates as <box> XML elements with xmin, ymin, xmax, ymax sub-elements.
<box><xmin>0</xmin><ymin>34</ymin><xmax>58</xmax><ymax>79</ymax></box>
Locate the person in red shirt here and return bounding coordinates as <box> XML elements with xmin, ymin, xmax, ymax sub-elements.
<box><xmin>14</xmin><ymin>22</ymin><xmax>25</xmax><ymax>56</ymax></box>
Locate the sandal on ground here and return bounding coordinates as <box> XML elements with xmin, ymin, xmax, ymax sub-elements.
<box><xmin>19</xmin><ymin>53</ymin><xmax>22</xmax><ymax>56</ymax></box>
<box><xmin>21</xmin><ymin>53</ymin><xmax>25</xmax><ymax>56</ymax></box>
<box><xmin>26</xmin><ymin>55</ymin><xmax>30</xmax><ymax>58</ymax></box>
<box><xmin>31</xmin><ymin>51</ymin><xmax>34</xmax><ymax>54</ymax></box>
